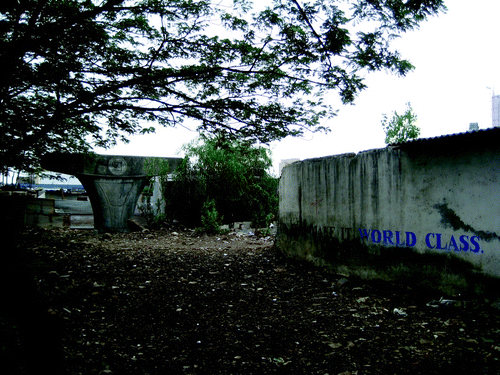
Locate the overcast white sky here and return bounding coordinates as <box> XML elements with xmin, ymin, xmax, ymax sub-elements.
<box><xmin>96</xmin><ymin>0</ymin><xmax>500</xmax><ymax>176</ymax></box>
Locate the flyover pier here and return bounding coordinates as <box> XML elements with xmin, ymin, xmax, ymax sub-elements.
<box><xmin>42</xmin><ymin>153</ymin><xmax>182</xmax><ymax>233</ymax></box>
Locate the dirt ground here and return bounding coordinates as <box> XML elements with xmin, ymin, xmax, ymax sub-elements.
<box><xmin>3</xmin><ymin>227</ymin><xmax>500</xmax><ymax>374</ymax></box>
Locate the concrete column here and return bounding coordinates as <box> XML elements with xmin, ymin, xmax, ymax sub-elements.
<box><xmin>78</xmin><ymin>175</ymin><xmax>147</xmax><ymax>232</ymax></box>
<box><xmin>41</xmin><ymin>153</ymin><xmax>182</xmax><ymax>233</ymax></box>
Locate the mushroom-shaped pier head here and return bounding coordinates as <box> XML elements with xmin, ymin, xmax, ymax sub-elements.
<box><xmin>42</xmin><ymin>153</ymin><xmax>182</xmax><ymax>233</ymax></box>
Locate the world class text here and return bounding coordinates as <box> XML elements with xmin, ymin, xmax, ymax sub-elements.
<box><xmin>359</xmin><ymin>229</ymin><xmax>482</xmax><ymax>254</ymax></box>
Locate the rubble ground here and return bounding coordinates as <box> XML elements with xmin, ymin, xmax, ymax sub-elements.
<box><xmin>3</xmin><ymin>227</ymin><xmax>500</xmax><ymax>374</ymax></box>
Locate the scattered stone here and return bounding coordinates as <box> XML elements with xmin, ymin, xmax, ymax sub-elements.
<box><xmin>427</xmin><ymin>297</ymin><xmax>467</xmax><ymax>308</ymax></box>
<box><xmin>327</xmin><ymin>342</ymin><xmax>342</xmax><ymax>349</ymax></box>
<box><xmin>101</xmin><ymin>232</ymin><xmax>113</xmax><ymax>241</ymax></box>
<box><xmin>393</xmin><ymin>308</ymin><xmax>407</xmax><ymax>316</ymax></box>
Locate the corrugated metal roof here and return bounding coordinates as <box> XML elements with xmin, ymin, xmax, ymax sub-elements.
<box><xmin>390</xmin><ymin>127</ymin><xmax>500</xmax><ymax>148</ymax></box>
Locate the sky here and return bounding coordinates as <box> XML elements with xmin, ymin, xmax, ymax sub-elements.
<box><xmin>94</xmin><ymin>0</ymin><xmax>500</xmax><ymax>177</ymax></box>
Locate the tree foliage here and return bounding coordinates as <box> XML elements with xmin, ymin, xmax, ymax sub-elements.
<box><xmin>0</xmin><ymin>0</ymin><xmax>445</xmax><ymax>171</ymax></box>
<box><xmin>167</xmin><ymin>135</ymin><xmax>278</xmax><ymax>229</ymax></box>
<box><xmin>468</xmin><ymin>122</ymin><xmax>479</xmax><ymax>132</ymax></box>
<box><xmin>382</xmin><ymin>102</ymin><xmax>420</xmax><ymax>144</ymax></box>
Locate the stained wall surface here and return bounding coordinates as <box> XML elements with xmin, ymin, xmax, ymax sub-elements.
<box><xmin>276</xmin><ymin>129</ymin><xmax>500</xmax><ymax>278</ymax></box>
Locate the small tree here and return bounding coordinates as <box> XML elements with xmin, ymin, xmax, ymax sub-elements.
<box><xmin>199</xmin><ymin>199</ymin><xmax>223</xmax><ymax>235</ymax></box>
<box><xmin>469</xmin><ymin>122</ymin><xmax>479</xmax><ymax>132</ymax></box>
<box><xmin>382</xmin><ymin>103</ymin><xmax>420</xmax><ymax>144</ymax></box>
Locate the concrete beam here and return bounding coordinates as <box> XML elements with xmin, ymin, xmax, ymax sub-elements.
<box><xmin>42</xmin><ymin>153</ymin><xmax>182</xmax><ymax>232</ymax></box>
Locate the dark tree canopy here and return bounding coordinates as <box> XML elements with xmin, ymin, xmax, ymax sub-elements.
<box><xmin>0</xmin><ymin>0</ymin><xmax>445</xmax><ymax>171</ymax></box>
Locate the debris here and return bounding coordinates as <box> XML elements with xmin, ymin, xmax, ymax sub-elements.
<box><xmin>393</xmin><ymin>308</ymin><xmax>407</xmax><ymax>316</ymax></box>
<box><xmin>439</xmin><ymin>297</ymin><xmax>465</xmax><ymax>307</ymax></box>
<box><xmin>427</xmin><ymin>297</ymin><xmax>466</xmax><ymax>308</ymax></box>
<box><xmin>10</xmin><ymin>227</ymin><xmax>500</xmax><ymax>375</ymax></box>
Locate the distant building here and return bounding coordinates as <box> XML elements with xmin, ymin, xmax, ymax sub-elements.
<box><xmin>492</xmin><ymin>95</ymin><xmax>500</xmax><ymax>128</ymax></box>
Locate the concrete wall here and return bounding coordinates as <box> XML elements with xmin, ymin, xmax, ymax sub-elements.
<box><xmin>0</xmin><ymin>194</ymin><xmax>65</xmax><ymax>229</ymax></box>
<box><xmin>276</xmin><ymin>129</ymin><xmax>500</xmax><ymax>279</ymax></box>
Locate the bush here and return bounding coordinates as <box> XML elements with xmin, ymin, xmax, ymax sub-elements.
<box><xmin>197</xmin><ymin>199</ymin><xmax>223</xmax><ymax>234</ymax></box>
<box><xmin>167</xmin><ymin>135</ymin><xmax>278</xmax><ymax>229</ymax></box>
